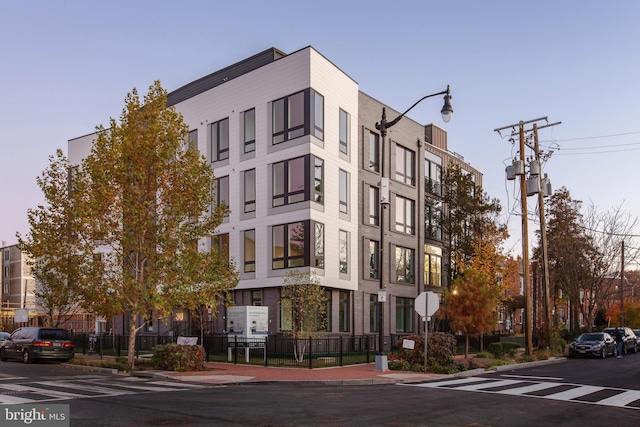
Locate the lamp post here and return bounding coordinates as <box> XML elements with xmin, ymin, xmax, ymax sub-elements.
<box><xmin>373</xmin><ymin>86</ymin><xmax>453</xmax><ymax>371</ymax></box>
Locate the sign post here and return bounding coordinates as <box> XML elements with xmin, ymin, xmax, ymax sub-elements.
<box><xmin>415</xmin><ymin>291</ymin><xmax>439</xmax><ymax>372</ymax></box>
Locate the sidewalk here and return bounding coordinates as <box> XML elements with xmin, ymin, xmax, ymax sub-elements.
<box><xmin>133</xmin><ymin>356</ymin><xmax>566</xmax><ymax>386</ymax></box>
<box><xmin>148</xmin><ymin>362</ymin><xmax>455</xmax><ymax>385</ymax></box>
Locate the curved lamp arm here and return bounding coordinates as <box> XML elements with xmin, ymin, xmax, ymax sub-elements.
<box><xmin>376</xmin><ymin>85</ymin><xmax>452</xmax><ymax>137</ymax></box>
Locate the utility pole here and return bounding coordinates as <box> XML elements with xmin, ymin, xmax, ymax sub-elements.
<box><xmin>518</xmin><ymin>122</ymin><xmax>533</xmax><ymax>355</ymax></box>
<box><xmin>620</xmin><ymin>240</ymin><xmax>625</xmax><ymax>326</ymax></box>
<box><xmin>495</xmin><ymin>117</ymin><xmax>558</xmax><ymax>355</ymax></box>
<box><xmin>532</xmin><ymin>121</ymin><xmax>560</xmax><ymax>349</ymax></box>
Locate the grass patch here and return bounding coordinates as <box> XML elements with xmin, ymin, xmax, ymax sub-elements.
<box><xmin>69</xmin><ymin>355</ymin><xmax>156</xmax><ymax>372</ymax></box>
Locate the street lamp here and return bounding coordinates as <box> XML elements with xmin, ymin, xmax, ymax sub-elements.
<box><xmin>373</xmin><ymin>86</ymin><xmax>453</xmax><ymax>371</ymax></box>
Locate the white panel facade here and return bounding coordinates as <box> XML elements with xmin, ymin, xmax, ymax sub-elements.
<box><xmin>171</xmin><ymin>47</ymin><xmax>359</xmax><ymax>292</ymax></box>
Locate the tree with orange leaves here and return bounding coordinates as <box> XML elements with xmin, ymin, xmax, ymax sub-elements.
<box><xmin>444</xmin><ymin>268</ymin><xmax>500</xmax><ymax>358</ymax></box>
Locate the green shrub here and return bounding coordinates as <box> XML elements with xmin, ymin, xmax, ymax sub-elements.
<box><xmin>487</xmin><ymin>341</ymin><xmax>521</xmax><ymax>359</ymax></box>
<box><xmin>391</xmin><ymin>333</ymin><xmax>457</xmax><ymax>372</ymax></box>
<box><xmin>388</xmin><ymin>358</ymin><xmax>411</xmax><ymax>371</ymax></box>
<box><xmin>152</xmin><ymin>343</ymin><xmax>206</xmax><ymax>372</ymax></box>
<box><xmin>475</xmin><ymin>351</ymin><xmax>493</xmax><ymax>359</ymax></box>
<box><xmin>487</xmin><ymin>342</ymin><xmax>505</xmax><ymax>358</ymax></box>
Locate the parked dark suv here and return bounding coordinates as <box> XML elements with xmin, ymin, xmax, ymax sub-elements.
<box><xmin>0</xmin><ymin>327</ymin><xmax>74</xmax><ymax>363</ymax></box>
<box><xmin>603</xmin><ymin>327</ymin><xmax>638</xmax><ymax>355</ymax></box>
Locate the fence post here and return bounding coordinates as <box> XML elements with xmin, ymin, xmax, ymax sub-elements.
<box><xmin>264</xmin><ymin>335</ymin><xmax>268</xmax><ymax>367</ymax></box>
<box><xmin>365</xmin><ymin>335</ymin><xmax>370</xmax><ymax>364</ymax></box>
<box><xmin>339</xmin><ymin>336</ymin><xmax>343</xmax><ymax>366</ymax></box>
<box><xmin>308</xmin><ymin>337</ymin><xmax>313</xmax><ymax>369</ymax></box>
<box><xmin>233</xmin><ymin>335</ymin><xmax>238</xmax><ymax>365</ymax></box>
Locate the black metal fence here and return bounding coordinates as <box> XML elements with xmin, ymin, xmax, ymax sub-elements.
<box><xmin>72</xmin><ymin>333</ymin><xmax>384</xmax><ymax>368</ymax></box>
<box><xmin>71</xmin><ymin>332</ymin><xmax>512</xmax><ymax>368</ymax></box>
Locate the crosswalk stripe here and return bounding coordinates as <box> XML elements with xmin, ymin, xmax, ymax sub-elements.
<box><xmin>596</xmin><ymin>390</ymin><xmax>640</xmax><ymax>407</ymax></box>
<box><xmin>0</xmin><ymin>377</ymin><xmax>212</xmax><ymax>405</ymax></box>
<box><xmin>454</xmin><ymin>379</ymin><xmax>522</xmax><ymax>391</ymax></box>
<box><xmin>404</xmin><ymin>378</ymin><xmax>640</xmax><ymax>410</ymax></box>
<box><xmin>0</xmin><ymin>383</ymin><xmax>85</xmax><ymax>399</ymax></box>
<box><xmin>495</xmin><ymin>382</ymin><xmax>564</xmax><ymax>395</ymax></box>
<box><xmin>0</xmin><ymin>394</ymin><xmax>36</xmax><ymax>404</ymax></box>
<box><xmin>414</xmin><ymin>377</ymin><xmax>486</xmax><ymax>387</ymax></box>
<box><xmin>33</xmin><ymin>381</ymin><xmax>131</xmax><ymax>396</ymax></box>
<box><xmin>542</xmin><ymin>385</ymin><xmax>604</xmax><ymax>400</ymax></box>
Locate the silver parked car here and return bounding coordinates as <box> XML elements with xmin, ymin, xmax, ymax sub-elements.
<box><xmin>0</xmin><ymin>331</ymin><xmax>9</xmax><ymax>345</ymax></box>
<box><xmin>0</xmin><ymin>327</ymin><xmax>74</xmax><ymax>363</ymax></box>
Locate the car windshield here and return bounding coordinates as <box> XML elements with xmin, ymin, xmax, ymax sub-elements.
<box><xmin>578</xmin><ymin>333</ymin><xmax>604</xmax><ymax>342</ymax></box>
<box><xmin>38</xmin><ymin>329</ymin><xmax>71</xmax><ymax>340</ymax></box>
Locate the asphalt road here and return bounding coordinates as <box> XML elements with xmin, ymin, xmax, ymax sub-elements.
<box><xmin>1</xmin><ymin>353</ymin><xmax>639</xmax><ymax>426</ymax></box>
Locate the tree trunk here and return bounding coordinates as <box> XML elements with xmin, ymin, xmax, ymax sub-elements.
<box><xmin>465</xmin><ymin>335</ymin><xmax>469</xmax><ymax>359</ymax></box>
<box><xmin>128</xmin><ymin>319</ymin><xmax>138</xmax><ymax>371</ymax></box>
<box><xmin>294</xmin><ymin>338</ymin><xmax>306</xmax><ymax>363</ymax></box>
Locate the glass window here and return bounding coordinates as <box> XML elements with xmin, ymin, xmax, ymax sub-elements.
<box><xmin>280</xmin><ymin>297</ymin><xmax>292</xmax><ymax>331</ymax></box>
<box><xmin>396</xmin><ymin>297</ymin><xmax>414</xmax><ymax>333</ymax></box>
<box><xmin>425</xmin><ymin>197</ymin><xmax>442</xmax><ymax>241</ymax></box>
<box><xmin>395</xmin><ymin>246</ymin><xmax>414</xmax><ymax>284</ymax></box>
<box><xmin>395</xmin><ymin>195</ymin><xmax>414</xmax><ymax>234</ymax></box>
<box><xmin>272</xmin><ymin>89</ymin><xmax>323</xmax><ymax>144</ymax></box>
<box><xmin>369</xmin><ymin>186</ymin><xmax>379</xmax><ymax>226</ymax></box>
<box><xmin>395</xmin><ymin>145</ymin><xmax>415</xmax><ymax>185</ymax></box>
<box><xmin>215</xmin><ymin>176</ymin><xmax>229</xmax><ymax>218</ymax></box>
<box><xmin>272</xmin><ymin>220</ymin><xmax>324</xmax><ymax>270</ymax></box>
<box><xmin>425</xmin><ymin>153</ymin><xmax>443</xmax><ymax>196</ymax></box>
<box><xmin>369</xmin><ymin>132</ymin><xmax>379</xmax><ymax>172</ymax></box>
<box><xmin>272</xmin><ymin>155</ymin><xmax>323</xmax><ymax>207</ymax></box>
<box><xmin>288</xmin><ymin>91</ymin><xmax>305</xmax><ymax>140</ymax></box>
<box><xmin>244</xmin><ymin>230</ymin><xmax>256</xmax><ymax>273</ymax></box>
<box><xmin>314</xmin><ymin>157</ymin><xmax>324</xmax><ymax>204</ymax></box>
<box><xmin>244</xmin><ymin>169</ymin><xmax>256</xmax><ymax>213</ymax></box>
<box><xmin>339</xmin><ymin>108</ymin><xmax>349</xmax><ymax>154</ymax></box>
<box><xmin>188</xmin><ymin>129</ymin><xmax>198</xmax><ymax>150</ymax></box>
<box><xmin>369</xmin><ymin>294</ymin><xmax>378</xmax><ymax>333</ymax></box>
<box><xmin>210</xmin><ymin>118</ymin><xmax>229</xmax><ymax>162</ymax></box>
<box><xmin>424</xmin><ymin>245</ymin><xmax>442</xmax><ymax>287</ymax></box>
<box><xmin>314</xmin><ymin>222</ymin><xmax>324</xmax><ymax>269</ymax></box>
<box><xmin>212</xmin><ymin>233</ymin><xmax>229</xmax><ymax>261</ymax></box>
<box><xmin>312</xmin><ymin>90</ymin><xmax>324</xmax><ymax>140</ymax></box>
<box><xmin>339</xmin><ymin>291</ymin><xmax>350</xmax><ymax>332</ymax></box>
<box><xmin>324</xmin><ymin>290</ymin><xmax>332</xmax><ymax>331</ymax></box>
<box><xmin>369</xmin><ymin>240</ymin><xmax>379</xmax><ymax>279</ymax></box>
<box><xmin>244</xmin><ymin>108</ymin><xmax>255</xmax><ymax>153</ymax></box>
<box><xmin>272</xmin><ymin>98</ymin><xmax>285</xmax><ymax>144</ymax></box>
<box><xmin>339</xmin><ymin>169</ymin><xmax>349</xmax><ymax>214</ymax></box>
<box><xmin>273</xmin><ymin>91</ymin><xmax>304</xmax><ymax>144</ymax></box>
<box><xmin>251</xmin><ymin>289</ymin><xmax>262</xmax><ymax>306</ymax></box>
<box><xmin>339</xmin><ymin>230</ymin><xmax>348</xmax><ymax>274</ymax></box>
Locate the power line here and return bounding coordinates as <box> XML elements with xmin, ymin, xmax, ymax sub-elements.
<box><xmin>553</xmin><ymin>146</ymin><xmax>640</xmax><ymax>156</ymax></box>
<box><xmin>554</xmin><ymin>141</ymin><xmax>640</xmax><ymax>150</ymax></box>
<box><xmin>540</xmin><ymin>130</ymin><xmax>640</xmax><ymax>142</ymax></box>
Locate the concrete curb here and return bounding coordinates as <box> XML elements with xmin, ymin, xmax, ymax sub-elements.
<box><xmin>488</xmin><ymin>357</ymin><xmax>567</xmax><ymax>373</ymax></box>
<box><xmin>61</xmin><ymin>362</ymin><xmax>119</xmax><ymax>375</ymax></box>
<box><xmin>65</xmin><ymin>357</ymin><xmax>568</xmax><ymax>386</ymax></box>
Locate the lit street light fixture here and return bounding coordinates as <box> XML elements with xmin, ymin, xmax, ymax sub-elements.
<box><xmin>374</xmin><ymin>86</ymin><xmax>453</xmax><ymax>371</ymax></box>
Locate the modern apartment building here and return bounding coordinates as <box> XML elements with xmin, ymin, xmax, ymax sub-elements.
<box><xmin>68</xmin><ymin>46</ymin><xmax>482</xmax><ymax>338</ymax></box>
<box><xmin>1</xmin><ymin>243</ymin><xmax>35</xmax><ymax>310</ymax></box>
